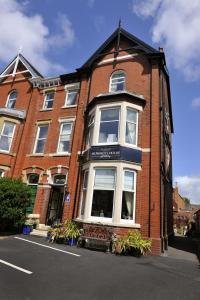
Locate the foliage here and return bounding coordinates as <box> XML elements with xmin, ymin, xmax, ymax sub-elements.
<box><xmin>182</xmin><ymin>197</ymin><xmax>190</xmax><ymax>206</ymax></box>
<box><xmin>112</xmin><ymin>230</ymin><xmax>152</xmax><ymax>256</ymax></box>
<box><xmin>0</xmin><ymin>177</ymin><xmax>32</xmax><ymax>232</ymax></box>
<box><xmin>47</xmin><ymin>220</ymin><xmax>80</xmax><ymax>243</ymax></box>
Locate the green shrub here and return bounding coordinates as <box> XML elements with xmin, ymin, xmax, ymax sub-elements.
<box><xmin>0</xmin><ymin>177</ymin><xmax>32</xmax><ymax>232</ymax></box>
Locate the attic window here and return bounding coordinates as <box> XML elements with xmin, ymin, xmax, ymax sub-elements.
<box><xmin>6</xmin><ymin>91</ymin><xmax>17</xmax><ymax>109</ymax></box>
<box><xmin>109</xmin><ymin>71</ymin><xmax>125</xmax><ymax>92</ymax></box>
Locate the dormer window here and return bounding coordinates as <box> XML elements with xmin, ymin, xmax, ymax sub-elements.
<box><xmin>43</xmin><ymin>92</ymin><xmax>54</xmax><ymax>109</ymax></box>
<box><xmin>6</xmin><ymin>91</ymin><xmax>17</xmax><ymax>109</ymax></box>
<box><xmin>109</xmin><ymin>71</ymin><xmax>125</xmax><ymax>92</ymax></box>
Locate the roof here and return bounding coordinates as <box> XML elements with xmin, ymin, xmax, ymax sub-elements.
<box><xmin>79</xmin><ymin>26</ymin><xmax>161</xmax><ymax>70</ymax></box>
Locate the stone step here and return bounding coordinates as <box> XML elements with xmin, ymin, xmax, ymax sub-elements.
<box><xmin>30</xmin><ymin>229</ymin><xmax>48</xmax><ymax>237</ymax></box>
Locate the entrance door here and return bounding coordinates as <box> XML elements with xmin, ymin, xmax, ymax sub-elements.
<box><xmin>46</xmin><ymin>186</ymin><xmax>64</xmax><ymax>225</ymax></box>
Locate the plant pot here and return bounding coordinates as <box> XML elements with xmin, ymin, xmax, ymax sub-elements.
<box><xmin>22</xmin><ymin>225</ymin><xmax>31</xmax><ymax>235</ymax></box>
<box><xmin>67</xmin><ymin>238</ymin><xmax>77</xmax><ymax>246</ymax></box>
<box><xmin>56</xmin><ymin>237</ymin><xmax>65</xmax><ymax>244</ymax></box>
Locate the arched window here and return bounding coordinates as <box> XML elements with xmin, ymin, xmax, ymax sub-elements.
<box><xmin>53</xmin><ymin>174</ymin><xmax>66</xmax><ymax>185</ymax></box>
<box><xmin>109</xmin><ymin>71</ymin><xmax>125</xmax><ymax>92</ymax></box>
<box><xmin>6</xmin><ymin>91</ymin><xmax>17</xmax><ymax>108</ymax></box>
<box><xmin>27</xmin><ymin>173</ymin><xmax>39</xmax><ymax>185</ymax></box>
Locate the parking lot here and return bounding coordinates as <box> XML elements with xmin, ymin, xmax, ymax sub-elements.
<box><xmin>0</xmin><ymin>235</ymin><xmax>200</xmax><ymax>300</ymax></box>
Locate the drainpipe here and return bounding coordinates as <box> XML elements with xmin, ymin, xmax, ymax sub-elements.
<box><xmin>148</xmin><ymin>64</ymin><xmax>152</xmax><ymax>238</ymax></box>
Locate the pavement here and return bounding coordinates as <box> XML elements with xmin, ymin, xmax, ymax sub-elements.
<box><xmin>0</xmin><ymin>234</ymin><xmax>200</xmax><ymax>300</ymax></box>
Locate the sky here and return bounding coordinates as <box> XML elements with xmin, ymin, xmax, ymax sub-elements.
<box><xmin>0</xmin><ymin>0</ymin><xmax>200</xmax><ymax>203</ymax></box>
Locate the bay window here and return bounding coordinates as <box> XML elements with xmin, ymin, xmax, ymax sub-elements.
<box><xmin>34</xmin><ymin>124</ymin><xmax>49</xmax><ymax>154</ymax></box>
<box><xmin>57</xmin><ymin>122</ymin><xmax>73</xmax><ymax>153</ymax></box>
<box><xmin>81</xmin><ymin>170</ymin><xmax>88</xmax><ymax>215</ymax></box>
<box><xmin>0</xmin><ymin>121</ymin><xmax>15</xmax><ymax>152</ymax></box>
<box><xmin>86</xmin><ymin>114</ymin><xmax>94</xmax><ymax>148</ymax></box>
<box><xmin>121</xmin><ymin>170</ymin><xmax>135</xmax><ymax>220</ymax></box>
<box><xmin>98</xmin><ymin>108</ymin><xmax>119</xmax><ymax>144</ymax></box>
<box><xmin>91</xmin><ymin>168</ymin><xmax>116</xmax><ymax>218</ymax></box>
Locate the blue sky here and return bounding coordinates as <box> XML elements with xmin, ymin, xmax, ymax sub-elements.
<box><xmin>0</xmin><ymin>0</ymin><xmax>200</xmax><ymax>203</ymax></box>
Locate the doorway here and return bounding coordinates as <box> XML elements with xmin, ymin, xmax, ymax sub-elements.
<box><xmin>46</xmin><ymin>186</ymin><xmax>64</xmax><ymax>225</ymax></box>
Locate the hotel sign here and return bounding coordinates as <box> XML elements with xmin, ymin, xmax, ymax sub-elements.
<box><xmin>88</xmin><ymin>145</ymin><xmax>142</xmax><ymax>164</ymax></box>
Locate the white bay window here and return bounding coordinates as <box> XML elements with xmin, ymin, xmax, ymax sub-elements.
<box><xmin>125</xmin><ymin>108</ymin><xmax>137</xmax><ymax>145</ymax></box>
<box><xmin>98</xmin><ymin>108</ymin><xmax>119</xmax><ymax>144</ymax></box>
<box><xmin>121</xmin><ymin>170</ymin><xmax>135</xmax><ymax>220</ymax></box>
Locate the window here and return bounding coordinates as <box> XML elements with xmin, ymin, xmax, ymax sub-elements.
<box><xmin>86</xmin><ymin>114</ymin><xmax>94</xmax><ymax>147</ymax></box>
<box><xmin>91</xmin><ymin>168</ymin><xmax>115</xmax><ymax>218</ymax></box>
<box><xmin>0</xmin><ymin>121</ymin><xmax>15</xmax><ymax>152</ymax></box>
<box><xmin>98</xmin><ymin>108</ymin><xmax>120</xmax><ymax>144</ymax></box>
<box><xmin>110</xmin><ymin>71</ymin><xmax>125</xmax><ymax>92</ymax></box>
<box><xmin>43</xmin><ymin>92</ymin><xmax>54</xmax><ymax>109</ymax></box>
<box><xmin>65</xmin><ymin>90</ymin><xmax>77</xmax><ymax>106</ymax></box>
<box><xmin>81</xmin><ymin>170</ymin><xmax>88</xmax><ymax>215</ymax></box>
<box><xmin>6</xmin><ymin>91</ymin><xmax>17</xmax><ymax>108</ymax></box>
<box><xmin>28</xmin><ymin>174</ymin><xmax>39</xmax><ymax>185</ymax></box>
<box><xmin>121</xmin><ymin>170</ymin><xmax>135</xmax><ymax>220</ymax></box>
<box><xmin>57</xmin><ymin>122</ymin><xmax>73</xmax><ymax>153</ymax></box>
<box><xmin>53</xmin><ymin>174</ymin><xmax>66</xmax><ymax>185</ymax></box>
<box><xmin>34</xmin><ymin>124</ymin><xmax>49</xmax><ymax>153</ymax></box>
<box><xmin>0</xmin><ymin>169</ymin><xmax>4</xmax><ymax>177</ymax></box>
<box><xmin>126</xmin><ymin>108</ymin><xmax>137</xmax><ymax>145</ymax></box>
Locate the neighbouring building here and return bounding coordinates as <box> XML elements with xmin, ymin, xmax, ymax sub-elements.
<box><xmin>0</xmin><ymin>26</ymin><xmax>173</xmax><ymax>254</ymax></box>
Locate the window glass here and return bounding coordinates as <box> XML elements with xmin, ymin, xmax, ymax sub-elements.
<box><xmin>0</xmin><ymin>122</ymin><xmax>15</xmax><ymax>152</ymax></box>
<box><xmin>110</xmin><ymin>71</ymin><xmax>125</xmax><ymax>92</ymax></box>
<box><xmin>34</xmin><ymin>124</ymin><xmax>48</xmax><ymax>153</ymax></box>
<box><xmin>6</xmin><ymin>91</ymin><xmax>17</xmax><ymax>109</ymax></box>
<box><xmin>57</xmin><ymin>122</ymin><xmax>72</xmax><ymax>153</ymax></box>
<box><xmin>28</xmin><ymin>174</ymin><xmax>39</xmax><ymax>184</ymax></box>
<box><xmin>91</xmin><ymin>168</ymin><xmax>115</xmax><ymax>218</ymax></box>
<box><xmin>53</xmin><ymin>174</ymin><xmax>66</xmax><ymax>185</ymax></box>
<box><xmin>65</xmin><ymin>91</ymin><xmax>77</xmax><ymax>106</ymax></box>
<box><xmin>98</xmin><ymin>108</ymin><xmax>119</xmax><ymax>144</ymax></box>
<box><xmin>121</xmin><ymin>170</ymin><xmax>135</xmax><ymax>220</ymax></box>
<box><xmin>0</xmin><ymin>169</ymin><xmax>4</xmax><ymax>177</ymax></box>
<box><xmin>126</xmin><ymin>108</ymin><xmax>137</xmax><ymax>145</ymax></box>
<box><xmin>44</xmin><ymin>92</ymin><xmax>54</xmax><ymax>109</ymax></box>
<box><xmin>86</xmin><ymin>114</ymin><xmax>94</xmax><ymax>147</ymax></box>
<box><xmin>81</xmin><ymin>170</ymin><xmax>88</xmax><ymax>215</ymax></box>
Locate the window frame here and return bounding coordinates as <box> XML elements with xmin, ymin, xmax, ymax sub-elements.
<box><xmin>27</xmin><ymin>173</ymin><xmax>39</xmax><ymax>185</ymax></box>
<box><xmin>125</xmin><ymin>107</ymin><xmax>138</xmax><ymax>147</ymax></box>
<box><xmin>0</xmin><ymin>121</ymin><xmax>16</xmax><ymax>153</ymax></box>
<box><xmin>121</xmin><ymin>169</ymin><xmax>136</xmax><ymax>222</ymax></box>
<box><xmin>6</xmin><ymin>90</ymin><xmax>18</xmax><ymax>109</ymax></box>
<box><xmin>109</xmin><ymin>70</ymin><xmax>126</xmax><ymax>93</ymax></box>
<box><xmin>64</xmin><ymin>90</ymin><xmax>78</xmax><ymax>107</ymax></box>
<box><xmin>57</xmin><ymin>121</ymin><xmax>73</xmax><ymax>154</ymax></box>
<box><xmin>33</xmin><ymin>124</ymin><xmax>49</xmax><ymax>154</ymax></box>
<box><xmin>43</xmin><ymin>91</ymin><xmax>55</xmax><ymax>110</ymax></box>
<box><xmin>80</xmin><ymin>170</ymin><xmax>89</xmax><ymax>216</ymax></box>
<box><xmin>0</xmin><ymin>169</ymin><xmax>5</xmax><ymax>177</ymax></box>
<box><xmin>97</xmin><ymin>107</ymin><xmax>120</xmax><ymax>145</ymax></box>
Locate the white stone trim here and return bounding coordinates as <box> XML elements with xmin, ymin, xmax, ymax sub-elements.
<box><xmin>97</xmin><ymin>53</ymin><xmax>138</xmax><ymax>66</ymax></box>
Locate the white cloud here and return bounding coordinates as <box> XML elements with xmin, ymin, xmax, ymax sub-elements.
<box><xmin>133</xmin><ymin>0</ymin><xmax>200</xmax><ymax>81</ymax></box>
<box><xmin>174</xmin><ymin>175</ymin><xmax>200</xmax><ymax>204</ymax></box>
<box><xmin>0</xmin><ymin>0</ymin><xmax>75</xmax><ymax>75</ymax></box>
<box><xmin>192</xmin><ymin>97</ymin><xmax>200</xmax><ymax>109</ymax></box>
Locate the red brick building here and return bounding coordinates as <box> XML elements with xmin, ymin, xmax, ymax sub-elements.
<box><xmin>0</xmin><ymin>27</ymin><xmax>173</xmax><ymax>254</ymax></box>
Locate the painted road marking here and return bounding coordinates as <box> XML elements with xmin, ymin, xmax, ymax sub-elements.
<box><xmin>15</xmin><ymin>237</ymin><xmax>81</xmax><ymax>257</ymax></box>
<box><xmin>0</xmin><ymin>259</ymin><xmax>32</xmax><ymax>275</ymax></box>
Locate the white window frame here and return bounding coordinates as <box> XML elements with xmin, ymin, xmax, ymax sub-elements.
<box><xmin>109</xmin><ymin>70</ymin><xmax>126</xmax><ymax>93</ymax></box>
<box><xmin>0</xmin><ymin>121</ymin><xmax>16</xmax><ymax>153</ymax></box>
<box><xmin>43</xmin><ymin>92</ymin><xmax>55</xmax><ymax>110</ymax></box>
<box><xmin>90</xmin><ymin>102</ymin><xmax>141</xmax><ymax>148</ymax></box>
<box><xmin>121</xmin><ymin>169</ymin><xmax>136</xmax><ymax>223</ymax></box>
<box><xmin>0</xmin><ymin>169</ymin><xmax>5</xmax><ymax>177</ymax></box>
<box><xmin>125</xmin><ymin>107</ymin><xmax>138</xmax><ymax>147</ymax></box>
<box><xmin>27</xmin><ymin>173</ymin><xmax>39</xmax><ymax>186</ymax></box>
<box><xmin>97</xmin><ymin>107</ymin><xmax>120</xmax><ymax>145</ymax></box>
<box><xmin>33</xmin><ymin>124</ymin><xmax>49</xmax><ymax>154</ymax></box>
<box><xmin>80</xmin><ymin>170</ymin><xmax>89</xmax><ymax>216</ymax></box>
<box><xmin>6</xmin><ymin>91</ymin><xmax>17</xmax><ymax>109</ymax></box>
<box><xmin>64</xmin><ymin>90</ymin><xmax>78</xmax><ymax>107</ymax></box>
<box><xmin>57</xmin><ymin>122</ymin><xmax>73</xmax><ymax>154</ymax></box>
<box><xmin>78</xmin><ymin>162</ymin><xmax>140</xmax><ymax>227</ymax></box>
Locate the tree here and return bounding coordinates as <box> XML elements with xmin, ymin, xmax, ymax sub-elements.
<box><xmin>182</xmin><ymin>197</ymin><xmax>190</xmax><ymax>206</ymax></box>
<box><xmin>0</xmin><ymin>177</ymin><xmax>32</xmax><ymax>232</ymax></box>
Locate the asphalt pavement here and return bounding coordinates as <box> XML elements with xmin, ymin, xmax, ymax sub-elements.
<box><xmin>0</xmin><ymin>234</ymin><xmax>200</xmax><ymax>300</ymax></box>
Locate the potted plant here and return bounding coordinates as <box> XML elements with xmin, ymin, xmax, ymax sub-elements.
<box><xmin>65</xmin><ymin>220</ymin><xmax>80</xmax><ymax>246</ymax></box>
<box><xmin>23</xmin><ymin>219</ymin><xmax>34</xmax><ymax>235</ymax></box>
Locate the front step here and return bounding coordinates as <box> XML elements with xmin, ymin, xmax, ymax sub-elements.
<box><xmin>30</xmin><ymin>224</ymin><xmax>50</xmax><ymax>237</ymax></box>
